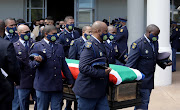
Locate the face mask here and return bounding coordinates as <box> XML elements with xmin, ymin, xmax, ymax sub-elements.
<box><xmin>60</xmin><ymin>25</ymin><xmax>65</xmax><ymax>29</ymax></box>
<box><xmin>100</xmin><ymin>32</ymin><xmax>109</xmax><ymax>41</ymax></box>
<box><xmin>47</xmin><ymin>34</ymin><xmax>58</xmax><ymax>42</ymax></box>
<box><xmin>84</xmin><ymin>33</ymin><xmax>91</xmax><ymax>40</ymax></box>
<box><xmin>6</xmin><ymin>27</ymin><xmax>17</xmax><ymax>34</ymax></box>
<box><xmin>149</xmin><ymin>33</ymin><xmax>158</xmax><ymax>42</ymax></box>
<box><xmin>20</xmin><ymin>33</ymin><xmax>30</xmax><ymax>41</ymax></box>
<box><xmin>66</xmin><ymin>24</ymin><xmax>74</xmax><ymax>31</ymax></box>
<box><xmin>39</xmin><ymin>23</ymin><xmax>44</xmax><ymax>27</ymax></box>
<box><xmin>108</xmin><ymin>33</ymin><xmax>116</xmax><ymax>40</ymax></box>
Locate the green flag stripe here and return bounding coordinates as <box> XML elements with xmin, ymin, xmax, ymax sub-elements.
<box><xmin>109</xmin><ymin>64</ymin><xmax>137</xmax><ymax>82</ymax></box>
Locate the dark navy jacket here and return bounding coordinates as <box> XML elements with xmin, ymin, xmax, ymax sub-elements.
<box><xmin>29</xmin><ymin>39</ymin><xmax>74</xmax><ymax>92</ymax></box>
<box><xmin>57</xmin><ymin>29</ymin><xmax>80</xmax><ymax>58</ymax></box>
<box><xmin>73</xmin><ymin>36</ymin><xmax>109</xmax><ymax>98</ymax></box>
<box><xmin>116</xmin><ymin>26</ymin><xmax>128</xmax><ymax>53</ymax></box>
<box><xmin>4</xmin><ymin>33</ymin><xmax>19</xmax><ymax>43</ymax></box>
<box><xmin>170</xmin><ymin>27</ymin><xmax>180</xmax><ymax>49</ymax></box>
<box><xmin>13</xmin><ymin>39</ymin><xmax>36</xmax><ymax>89</ymax></box>
<box><xmin>68</xmin><ymin>36</ymin><xmax>85</xmax><ymax>60</ymax></box>
<box><xmin>104</xmin><ymin>40</ymin><xmax>119</xmax><ymax>64</ymax></box>
<box><xmin>126</xmin><ymin>36</ymin><xmax>159</xmax><ymax>89</ymax></box>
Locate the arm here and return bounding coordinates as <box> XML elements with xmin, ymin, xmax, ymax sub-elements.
<box><xmin>79</xmin><ymin>46</ymin><xmax>106</xmax><ymax>78</ymax></box>
<box><xmin>4</xmin><ymin>43</ymin><xmax>20</xmax><ymax>85</ymax></box>
<box><xmin>116</xmin><ymin>29</ymin><xmax>125</xmax><ymax>41</ymax></box>
<box><xmin>125</xmin><ymin>43</ymin><xmax>140</xmax><ymax>68</ymax></box>
<box><xmin>68</xmin><ymin>40</ymin><xmax>77</xmax><ymax>59</ymax></box>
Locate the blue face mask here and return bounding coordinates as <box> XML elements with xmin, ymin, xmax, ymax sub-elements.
<box><xmin>100</xmin><ymin>32</ymin><xmax>109</xmax><ymax>41</ymax></box>
<box><xmin>20</xmin><ymin>33</ymin><xmax>30</xmax><ymax>41</ymax></box>
<box><xmin>84</xmin><ymin>33</ymin><xmax>91</xmax><ymax>40</ymax></box>
<box><xmin>149</xmin><ymin>33</ymin><xmax>158</xmax><ymax>42</ymax></box>
<box><xmin>47</xmin><ymin>34</ymin><xmax>58</xmax><ymax>42</ymax></box>
<box><xmin>108</xmin><ymin>33</ymin><xmax>116</xmax><ymax>40</ymax></box>
<box><xmin>66</xmin><ymin>24</ymin><xmax>74</xmax><ymax>31</ymax></box>
<box><xmin>6</xmin><ymin>27</ymin><xmax>17</xmax><ymax>34</ymax></box>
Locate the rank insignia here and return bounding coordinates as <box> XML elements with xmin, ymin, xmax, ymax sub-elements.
<box><xmin>132</xmin><ymin>43</ymin><xmax>137</xmax><ymax>49</ymax></box>
<box><xmin>145</xmin><ymin>50</ymin><xmax>149</xmax><ymax>54</ymax></box>
<box><xmin>120</xmin><ymin>29</ymin><xmax>123</xmax><ymax>33</ymax></box>
<box><xmin>70</xmin><ymin>40</ymin><xmax>74</xmax><ymax>46</ymax></box>
<box><xmin>100</xmin><ymin>51</ymin><xmax>103</xmax><ymax>56</ymax></box>
<box><xmin>42</xmin><ymin>49</ymin><xmax>46</xmax><ymax>53</ymax></box>
<box><xmin>66</xmin><ymin>38</ymin><xmax>69</xmax><ymax>42</ymax></box>
<box><xmin>18</xmin><ymin>51</ymin><xmax>22</xmax><ymax>55</ymax></box>
<box><xmin>176</xmin><ymin>28</ymin><xmax>178</xmax><ymax>31</ymax></box>
<box><xmin>85</xmin><ymin>42</ymin><xmax>92</xmax><ymax>48</ymax></box>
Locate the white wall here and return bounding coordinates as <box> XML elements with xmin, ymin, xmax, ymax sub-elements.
<box><xmin>0</xmin><ymin>0</ymin><xmax>24</xmax><ymax>20</ymax></box>
<box><xmin>96</xmin><ymin>0</ymin><xmax>127</xmax><ymax>21</ymax></box>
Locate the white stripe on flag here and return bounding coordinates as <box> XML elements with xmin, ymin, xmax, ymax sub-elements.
<box><xmin>110</xmin><ymin>69</ymin><xmax>122</xmax><ymax>85</ymax></box>
<box><xmin>67</xmin><ymin>63</ymin><xmax>79</xmax><ymax>68</ymax></box>
<box><xmin>131</xmin><ymin>68</ymin><xmax>142</xmax><ymax>80</ymax></box>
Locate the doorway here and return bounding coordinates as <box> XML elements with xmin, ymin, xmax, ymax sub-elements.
<box><xmin>47</xmin><ymin>0</ymin><xmax>74</xmax><ymax>21</ymax></box>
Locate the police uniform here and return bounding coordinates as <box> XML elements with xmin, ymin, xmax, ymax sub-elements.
<box><xmin>104</xmin><ymin>40</ymin><xmax>119</xmax><ymax>64</ymax></box>
<box><xmin>4</xmin><ymin>31</ymin><xmax>19</xmax><ymax>43</ymax></box>
<box><xmin>57</xmin><ymin>29</ymin><xmax>80</xmax><ymax>58</ymax></box>
<box><xmin>116</xmin><ymin>25</ymin><xmax>128</xmax><ymax>54</ymax></box>
<box><xmin>68</xmin><ymin>36</ymin><xmax>86</xmax><ymax>60</ymax></box>
<box><xmin>126</xmin><ymin>35</ymin><xmax>159</xmax><ymax>109</ymax></box>
<box><xmin>170</xmin><ymin>26</ymin><xmax>179</xmax><ymax>72</ymax></box>
<box><xmin>29</xmin><ymin>38</ymin><xmax>74</xmax><ymax>110</ymax></box>
<box><xmin>73</xmin><ymin>36</ymin><xmax>109</xmax><ymax>110</ymax></box>
<box><xmin>13</xmin><ymin>38</ymin><xmax>37</xmax><ymax>110</ymax></box>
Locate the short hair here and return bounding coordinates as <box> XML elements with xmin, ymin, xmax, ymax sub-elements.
<box><xmin>16</xmin><ymin>19</ymin><xmax>26</xmax><ymax>24</ymax></box>
<box><xmin>46</xmin><ymin>16</ymin><xmax>54</xmax><ymax>21</ymax></box>
<box><xmin>64</xmin><ymin>16</ymin><xmax>74</xmax><ymax>23</ymax></box>
<box><xmin>82</xmin><ymin>25</ymin><xmax>91</xmax><ymax>32</ymax></box>
<box><xmin>108</xmin><ymin>25</ymin><xmax>117</xmax><ymax>32</ymax></box>
<box><xmin>5</xmin><ymin>17</ymin><xmax>16</xmax><ymax>25</ymax></box>
<box><xmin>146</xmin><ymin>24</ymin><xmax>160</xmax><ymax>33</ymax></box>
<box><xmin>43</xmin><ymin>25</ymin><xmax>56</xmax><ymax>35</ymax></box>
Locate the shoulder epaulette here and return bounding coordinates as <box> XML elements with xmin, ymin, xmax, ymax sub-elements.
<box><xmin>84</xmin><ymin>42</ymin><xmax>92</xmax><ymax>48</ymax></box>
<box><xmin>70</xmin><ymin>40</ymin><xmax>75</xmax><ymax>46</ymax></box>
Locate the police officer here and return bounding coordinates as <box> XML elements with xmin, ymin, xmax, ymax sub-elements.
<box><xmin>4</xmin><ymin>18</ymin><xmax>19</xmax><ymax>43</ymax></box>
<box><xmin>73</xmin><ymin>21</ymin><xmax>112</xmax><ymax>110</ymax></box>
<box><xmin>104</xmin><ymin>25</ymin><xmax>118</xmax><ymax>64</ymax></box>
<box><xmin>116</xmin><ymin>18</ymin><xmax>128</xmax><ymax>55</ymax></box>
<box><xmin>4</xmin><ymin>17</ymin><xmax>20</xmax><ymax>110</ymax></box>
<box><xmin>0</xmin><ymin>19</ymin><xmax>20</xmax><ymax>110</ymax></box>
<box><xmin>29</xmin><ymin>25</ymin><xmax>74</xmax><ymax>110</ymax></box>
<box><xmin>126</xmin><ymin>24</ymin><xmax>171</xmax><ymax>110</ymax></box>
<box><xmin>59</xmin><ymin>20</ymin><xmax>65</xmax><ymax>32</ymax></box>
<box><xmin>13</xmin><ymin>24</ymin><xmax>37</xmax><ymax>110</ymax></box>
<box><xmin>69</xmin><ymin>25</ymin><xmax>92</xmax><ymax>60</ymax></box>
<box><xmin>57</xmin><ymin>16</ymin><xmax>80</xmax><ymax>58</ymax></box>
<box><xmin>170</xmin><ymin>21</ymin><xmax>179</xmax><ymax>72</ymax></box>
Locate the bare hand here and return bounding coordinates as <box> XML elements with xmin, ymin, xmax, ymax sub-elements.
<box><xmin>105</xmin><ymin>67</ymin><xmax>112</xmax><ymax>75</ymax></box>
<box><xmin>166</xmin><ymin>61</ymin><xmax>172</xmax><ymax>66</ymax></box>
<box><xmin>68</xmin><ymin>84</ymin><xmax>73</xmax><ymax>88</ymax></box>
<box><xmin>34</xmin><ymin>55</ymin><xmax>42</xmax><ymax>62</ymax></box>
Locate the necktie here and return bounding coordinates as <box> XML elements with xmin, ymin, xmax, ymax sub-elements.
<box><xmin>150</xmin><ymin>42</ymin><xmax>154</xmax><ymax>51</ymax></box>
<box><xmin>49</xmin><ymin>42</ymin><xmax>54</xmax><ymax>51</ymax></box>
<box><xmin>25</xmin><ymin>41</ymin><xmax>28</xmax><ymax>51</ymax></box>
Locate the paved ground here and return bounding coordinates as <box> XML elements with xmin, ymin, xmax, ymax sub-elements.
<box><xmin>30</xmin><ymin>55</ymin><xmax>180</xmax><ymax>110</ymax></box>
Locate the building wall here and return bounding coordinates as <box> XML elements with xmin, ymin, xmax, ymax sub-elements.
<box><xmin>96</xmin><ymin>0</ymin><xmax>127</xmax><ymax>22</ymax></box>
<box><xmin>0</xmin><ymin>0</ymin><xmax>24</xmax><ymax>20</ymax></box>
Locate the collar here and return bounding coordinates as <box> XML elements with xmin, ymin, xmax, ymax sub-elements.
<box><xmin>107</xmin><ymin>39</ymin><xmax>111</xmax><ymax>44</ymax></box>
<box><xmin>44</xmin><ymin>38</ymin><xmax>50</xmax><ymax>45</ymax></box>
<box><xmin>144</xmin><ymin>34</ymin><xmax>151</xmax><ymax>43</ymax></box>
<box><xmin>91</xmin><ymin>35</ymin><xmax>101</xmax><ymax>43</ymax></box>
<box><xmin>5</xmin><ymin>31</ymin><xmax>9</xmax><ymax>36</ymax></box>
<box><xmin>82</xmin><ymin>36</ymin><xmax>87</xmax><ymax>42</ymax></box>
<box><xmin>65</xmin><ymin>28</ymin><xmax>73</xmax><ymax>33</ymax></box>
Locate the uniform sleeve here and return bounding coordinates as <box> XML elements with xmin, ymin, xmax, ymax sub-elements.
<box><xmin>4</xmin><ymin>43</ymin><xmax>21</xmax><ymax>85</ymax></box>
<box><xmin>116</xmin><ymin>30</ymin><xmax>125</xmax><ymax>41</ymax></box>
<box><xmin>170</xmin><ymin>29</ymin><xmax>177</xmax><ymax>41</ymax></box>
<box><xmin>29</xmin><ymin>44</ymin><xmax>41</xmax><ymax>69</ymax></box>
<box><xmin>68</xmin><ymin>40</ymin><xmax>77</xmax><ymax>59</ymax></box>
<box><xmin>125</xmin><ymin>43</ymin><xmax>140</xmax><ymax>68</ymax></box>
<box><xmin>61</xmin><ymin>48</ymin><xmax>75</xmax><ymax>84</ymax></box>
<box><xmin>79</xmin><ymin>46</ymin><xmax>106</xmax><ymax>78</ymax></box>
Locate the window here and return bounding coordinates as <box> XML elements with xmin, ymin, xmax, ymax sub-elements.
<box><xmin>25</xmin><ymin>0</ymin><xmax>46</xmax><ymax>25</ymax></box>
<box><xmin>75</xmin><ymin>0</ymin><xmax>96</xmax><ymax>28</ymax></box>
<box><xmin>171</xmin><ymin>0</ymin><xmax>180</xmax><ymax>23</ymax></box>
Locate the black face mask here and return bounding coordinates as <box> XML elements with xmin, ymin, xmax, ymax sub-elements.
<box><xmin>39</xmin><ymin>23</ymin><xmax>44</xmax><ymax>27</ymax></box>
<box><xmin>60</xmin><ymin>25</ymin><xmax>65</xmax><ymax>29</ymax></box>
